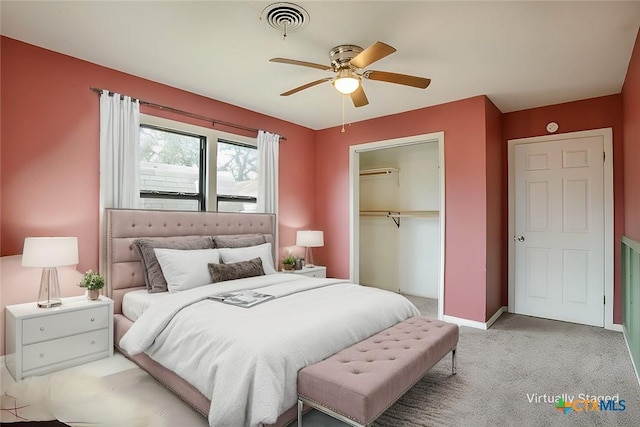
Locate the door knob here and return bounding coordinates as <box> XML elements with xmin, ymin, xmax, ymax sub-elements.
<box><xmin>513</xmin><ymin>236</ymin><xmax>525</xmax><ymax>242</ymax></box>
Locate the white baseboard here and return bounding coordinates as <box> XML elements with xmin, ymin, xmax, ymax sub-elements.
<box><xmin>622</xmin><ymin>327</ymin><xmax>640</xmax><ymax>386</ymax></box>
<box><xmin>443</xmin><ymin>306</ymin><xmax>507</xmax><ymax>330</ymax></box>
<box><xmin>608</xmin><ymin>323</ymin><xmax>623</xmax><ymax>332</ymax></box>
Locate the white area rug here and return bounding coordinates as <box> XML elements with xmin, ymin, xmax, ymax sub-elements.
<box><xmin>1</xmin><ymin>370</ymin><xmax>170</xmax><ymax>426</ymax></box>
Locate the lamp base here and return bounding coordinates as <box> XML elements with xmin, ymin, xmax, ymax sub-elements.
<box><xmin>304</xmin><ymin>247</ymin><xmax>315</xmax><ymax>268</ymax></box>
<box><xmin>37</xmin><ymin>300</ymin><xmax>62</xmax><ymax>308</ymax></box>
<box><xmin>37</xmin><ymin>267</ymin><xmax>62</xmax><ymax>308</ymax></box>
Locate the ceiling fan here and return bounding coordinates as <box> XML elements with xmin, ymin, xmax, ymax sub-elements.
<box><xmin>270</xmin><ymin>41</ymin><xmax>431</xmax><ymax>107</ymax></box>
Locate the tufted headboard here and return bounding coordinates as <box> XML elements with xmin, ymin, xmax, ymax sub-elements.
<box><xmin>104</xmin><ymin>208</ymin><xmax>276</xmax><ymax>314</ymax></box>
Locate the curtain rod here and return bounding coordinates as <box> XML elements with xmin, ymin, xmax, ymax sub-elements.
<box><xmin>89</xmin><ymin>87</ymin><xmax>286</xmax><ymax>141</ymax></box>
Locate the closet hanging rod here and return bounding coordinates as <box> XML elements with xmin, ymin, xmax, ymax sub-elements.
<box><xmin>388</xmin><ymin>213</ymin><xmax>439</xmax><ymax>218</ymax></box>
<box><xmin>359</xmin><ymin>210</ymin><xmax>438</xmax><ymax>216</ymax></box>
<box><xmin>359</xmin><ymin>167</ymin><xmax>400</xmax><ymax>176</ymax></box>
<box><xmin>359</xmin><ymin>210</ymin><xmax>439</xmax><ymax>228</ymax></box>
<box><xmin>89</xmin><ymin>87</ymin><xmax>287</xmax><ymax>141</ymax></box>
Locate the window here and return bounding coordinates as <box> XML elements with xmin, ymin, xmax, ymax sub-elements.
<box><xmin>216</xmin><ymin>139</ymin><xmax>258</xmax><ymax>212</ymax></box>
<box><xmin>139</xmin><ymin>125</ymin><xmax>205</xmax><ymax>211</ymax></box>
<box><xmin>138</xmin><ymin>115</ymin><xmax>258</xmax><ymax>212</ymax></box>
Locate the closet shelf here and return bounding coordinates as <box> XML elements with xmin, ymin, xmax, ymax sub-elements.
<box><xmin>359</xmin><ymin>210</ymin><xmax>439</xmax><ymax>228</ymax></box>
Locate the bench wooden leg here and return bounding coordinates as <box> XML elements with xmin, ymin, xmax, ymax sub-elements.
<box><xmin>452</xmin><ymin>348</ymin><xmax>457</xmax><ymax>375</ymax></box>
<box><xmin>298</xmin><ymin>399</ymin><xmax>303</xmax><ymax>427</ymax></box>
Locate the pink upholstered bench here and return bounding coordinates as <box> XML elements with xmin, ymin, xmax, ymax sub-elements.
<box><xmin>297</xmin><ymin>316</ymin><xmax>459</xmax><ymax>427</ymax></box>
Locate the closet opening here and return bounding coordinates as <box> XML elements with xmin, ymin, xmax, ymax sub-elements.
<box><xmin>349</xmin><ymin>132</ymin><xmax>445</xmax><ymax>320</ymax></box>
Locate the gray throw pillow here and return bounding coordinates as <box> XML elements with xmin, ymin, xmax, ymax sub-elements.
<box><xmin>208</xmin><ymin>257</ymin><xmax>265</xmax><ymax>283</ymax></box>
<box><xmin>213</xmin><ymin>234</ymin><xmax>266</xmax><ymax>249</ymax></box>
<box><xmin>133</xmin><ymin>237</ymin><xmax>214</xmax><ymax>293</ymax></box>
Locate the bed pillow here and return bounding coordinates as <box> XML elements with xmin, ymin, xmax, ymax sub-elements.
<box><xmin>154</xmin><ymin>248</ymin><xmax>220</xmax><ymax>293</ymax></box>
<box><xmin>208</xmin><ymin>258</ymin><xmax>265</xmax><ymax>283</ymax></box>
<box><xmin>133</xmin><ymin>237</ymin><xmax>214</xmax><ymax>293</ymax></box>
<box><xmin>218</xmin><ymin>242</ymin><xmax>276</xmax><ymax>275</ymax></box>
<box><xmin>213</xmin><ymin>235</ymin><xmax>266</xmax><ymax>249</ymax></box>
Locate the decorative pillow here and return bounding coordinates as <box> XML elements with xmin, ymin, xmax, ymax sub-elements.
<box><xmin>213</xmin><ymin>235</ymin><xmax>266</xmax><ymax>249</ymax></box>
<box><xmin>208</xmin><ymin>258</ymin><xmax>265</xmax><ymax>283</ymax></box>
<box><xmin>154</xmin><ymin>248</ymin><xmax>220</xmax><ymax>293</ymax></box>
<box><xmin>218</xmin><ymin>242</ymin><xmax>276</xmax><ymax>275</ymax></box>
<box><xmin>133</xmin><ymin>237</ymin><xmax>214</xmax><ymax>293</ymax></box>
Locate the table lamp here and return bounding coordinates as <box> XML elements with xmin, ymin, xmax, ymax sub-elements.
<box><xmin>296</xmin><ymin>230</ymin><xmax>324</xmax><ymax>268</ymax></box>
<box><xmin>22</xmin><ymin>237</ymin><xmax>79</xmax><ymax>308</ymax></box>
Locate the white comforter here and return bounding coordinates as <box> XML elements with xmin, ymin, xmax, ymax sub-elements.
<box><xmin>120</xmin><ymin>274</ymin><xmax>419</xmax><ymax>427</ymax></box>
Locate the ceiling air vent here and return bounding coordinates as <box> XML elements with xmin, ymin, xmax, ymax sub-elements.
<box><xmin>261</xmin><ymin>2</ymin><xmax>309</xmax><ymax>38</ymax></box>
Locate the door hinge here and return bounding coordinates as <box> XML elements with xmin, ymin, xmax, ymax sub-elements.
<box><xmin>603</xmin><ymin>295</ymin><xmax>606</xmax><ymax>305</ymax></box>
<box><xmin>603</xmin><ymin>152</ymin><xmax>606</xmax><ymax>162</ymax></box>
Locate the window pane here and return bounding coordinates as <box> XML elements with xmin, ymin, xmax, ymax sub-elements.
<box><xmin>139</xmin><ymin>198</ymin><xmax>199</xmax><ymax>211</ymax></box>
<box><xmin>140</xmin><ymin>127</ymin><xmax>201</xmax><ymax>194</ymax></box>
<box><xmin>217</xmin><ymin>141</ymin><xmax>258</xmax><ymax>198</ymax></box>
<box><xmin>218</xmin><ymin>200</ymin><xmax>257</xmax><ymax>213</ymax></box>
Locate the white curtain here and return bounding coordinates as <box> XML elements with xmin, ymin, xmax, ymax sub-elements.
<box><xmin>257</xmin><ymin>130</ymin><xmax>279</xmax><ymax>214</ymax></box>
<box><xmin>99</xmin><ymin>90</ymin><xmax>140</xmax><ymax>209</ymax></box>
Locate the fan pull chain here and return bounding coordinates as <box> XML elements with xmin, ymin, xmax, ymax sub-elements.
<box><xmin>341</xmin><ymin>95</ymin><xmax>346</xmax><ymax>133</ymax></box>
<box><xmin>283</xmin><ymin>22</ymin><xmax>287</xmax><ymax>41</ymax></box>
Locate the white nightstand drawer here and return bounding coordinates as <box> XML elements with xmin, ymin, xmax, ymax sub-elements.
<box><xmin>304</xmin><ymin>270</ymin><xmax>326</xmax><ymax>278</ymax></box>
<box><xmin>22</xmin><ymin>305</ymin><xmax>109</xmax><ymax>345</ymax></box>
<box><xmin>22</xmin><ymin>328</ymin><xmax>109</xmax><ymax>371</ymax></box>
<box><xmin>6</xmin><ymin>296</ymin><xmax>114</xmax><ymax>380</ymax></box>
<box><xmin>289</xmin><ymin>266</ymin><xmax>327</xmax><ymax>278</ymax></box>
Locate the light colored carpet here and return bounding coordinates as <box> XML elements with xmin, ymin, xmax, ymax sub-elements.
<box><xmin>402</xmin><ymin>294</ymin><xmax>438</xmax><ymax>318</ymax></box>
<box><xmin>2</xmin><ymin>307</ymin><xmax>638</xmax><ymax>426</ymax></box>
<box><xmin>373</xmin><ymin>313</ymin><xmax>640</xmax><ymax>426</ymax></box>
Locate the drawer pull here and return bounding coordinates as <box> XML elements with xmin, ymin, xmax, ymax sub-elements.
<box><xmin>40</xmin><ymin>327</ymin><xmax>45</xmax><ymax>332</ymax></box>
<box><xmin>90</xmin><ymin>318</ymin><xmax>95</xmax><ymax>322</ymax></box>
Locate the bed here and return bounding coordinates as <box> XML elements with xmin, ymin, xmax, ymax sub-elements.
<box><xmin>104</xmin><ymin>208</ymin><xmax>419</xmax><ymax>427</ymax></box>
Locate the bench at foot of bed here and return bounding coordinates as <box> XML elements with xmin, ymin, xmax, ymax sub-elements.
<box><xmin>297</xmin><ymin>316</ymin><xmax>459</xmax><ymax>427</ymax></box>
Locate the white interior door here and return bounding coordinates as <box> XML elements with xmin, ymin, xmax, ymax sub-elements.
<box><xmin>514</xmin><ymin>136</ymin><xmax>604</xmax><ymax>327</ymax></box>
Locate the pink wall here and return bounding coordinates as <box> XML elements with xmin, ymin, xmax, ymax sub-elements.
<box><xmin>314</xmin><ymin>96</ymin><xmax>499</xmax><ymax>323</ymax></box>
<box><xmin>484</xmin><ymin>98</ymin><xmax>505</xmax><ymax>320</ymax></box>
<box><xmin>502</xmin><ymin>94</ymin><xmax>624</xmax><ymax>323</ymax></box>
<box><xmin>1</xmin><ymin>36</ymin><xmax>317</xmax><ymax>268</ymax></box>
<box><xmin>622</xmin><ymin>30</ymin><xmax>640</xmax><ymax>241</ymax></box>
<box><xmin>0</xmin><ymin>37</ymin><xmax>317</xmax><ymax>355</ymax></box>
<box><xmin>3</xmin><ymin>32</ymin><xmax>636</xmax><ymax>340</ymax></box>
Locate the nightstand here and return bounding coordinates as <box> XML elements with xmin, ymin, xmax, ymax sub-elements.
<box><xmin>5</xmin><ymin>295</ymin><xmax>114</xmax><ymax>381</ymax></box>
<box><xmin>289</xmin><ymin>266</ymin><xmax>326</xmax><ymax>278</ymax></box>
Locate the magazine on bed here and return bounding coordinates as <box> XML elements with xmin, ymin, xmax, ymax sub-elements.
<box><xmin>208</xmin><ymin>290</ymin><xmax>275</xmax><ymax>308</ymax></box>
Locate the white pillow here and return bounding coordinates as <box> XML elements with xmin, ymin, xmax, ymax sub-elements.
<box><xmin>218</xmin><ymin>242</ymin><xmax>276</xmax><ymax>275</ymax></box>
<box><xmin>154</xmin><ymin>248</ymin><xmax>220</xmax><ymax>293</ymax></box>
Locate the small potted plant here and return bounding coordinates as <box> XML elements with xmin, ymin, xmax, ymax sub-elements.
<box><xmin>282</xmin><ymin>255</ymin><xmax>297</xmax><ymax>271</ymax></box>
<box><xmin>79</xmin><ymin>269</ymin><xmax>105</xmax><ymax>301</ymax></box>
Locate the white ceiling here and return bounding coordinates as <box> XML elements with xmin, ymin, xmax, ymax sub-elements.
<box><xmin>2</xmin><ymin>1</ymin><xmax>639</xmax><ymax>130</ymax></box>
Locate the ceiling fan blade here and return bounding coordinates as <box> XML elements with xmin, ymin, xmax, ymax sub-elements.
<box><xmin>350</xmin><ymin>41</ymin><xmax>396</xmax><ymax>69</ymax></box>
<box><xmin>270</xmin><ymin>58</ymin><xmax>332</xmax><ymax>71</ymax></box>
<box><xmin>350</xmin><ymin>85</ymin><xmax>369</xmax><ymax>107</ymax></box>
<box><xmin>280</xmin><ymin>78</ymin><xmax>333</xmax><ymax>96</ymax></box>
<box><xmin>363</xmin><ymin>70</ymin><xmax>431</xmax><ymax>89</ymax></box>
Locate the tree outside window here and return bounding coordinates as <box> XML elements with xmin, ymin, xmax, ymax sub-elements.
<box><xmin>216</xmin><ymin>140</ymin><xmax>258</xmax><ymax>212</ymax></box>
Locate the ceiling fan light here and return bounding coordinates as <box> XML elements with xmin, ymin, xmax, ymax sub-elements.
<box><xmin>333</xmin><ymin>69</ymin><xmax>360</xmax><ymax>95</ymax></box>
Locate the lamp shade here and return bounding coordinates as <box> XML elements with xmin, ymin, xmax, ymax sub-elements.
<box><xmin>22</xmin><ymin>237</ymin><xmax>79</xmax><ymax>268</ymax></box>
<box><xmin>296</xmin><ymin>230</ymin><xmax>324</xmax><ymax>248</ymax></box>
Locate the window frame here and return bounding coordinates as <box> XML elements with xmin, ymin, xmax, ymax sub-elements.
<box><xmin>139</xmin><ymin>114</ymin><xmax>259</xmax><ymax>212</ymax></box>
<box><xmin>215</xmin><ymin>138</ymin><xmax>258</xmax><ymax>211</ymax></box>
<box><xmin>139</xmin><ymin>123</ymin><xmax>207</xmax><ymax>211</ymax></box>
